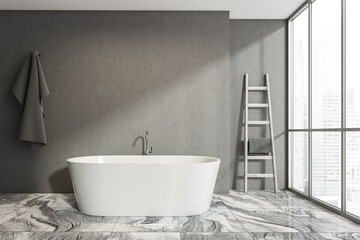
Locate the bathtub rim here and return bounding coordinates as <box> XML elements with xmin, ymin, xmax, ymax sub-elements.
<box><xmin>66</xmin><ymin>155</ymin><xmax>221</xmax><ymax>165</ymax></box>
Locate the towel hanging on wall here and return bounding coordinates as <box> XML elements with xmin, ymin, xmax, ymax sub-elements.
<box><xmin>13</xmin><ymin>51</ymin><xmax>49</xmax><ymax>145</ymax></box>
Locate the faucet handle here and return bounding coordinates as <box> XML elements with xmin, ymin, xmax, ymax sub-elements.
<box><xmin>149</xmin><ymin>147</ymin><xmax>153</xmax><ymax>154</ymax></box>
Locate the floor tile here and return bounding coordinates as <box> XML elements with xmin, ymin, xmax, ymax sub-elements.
<box><xmin>42</xmin><ymin>209</ymin><xmax>119</xmax><ymax>232</ymax></box>
<box><xmin>0</xmin><ymin>193</ymin><xmax>56</xmax><ymax>229</ymax></box>
<box><xmin>39</xmin><ymin>194</ymin><xmax>77</xmax><ymax>211</ymax></box>
<box><xmin>177</xmin><ymin>208</ymin><xmax>246</xmax><ymax>233</ymax></box>
<box><xmin>211</xmin><ymin>195</ymin><xmax>227</xmax><ymax>209</ymax></box>
<box><xmin>31</xmin><ymin>231</ymin><xmax>111</xmax><ymax>240</ymax></box>
<box><xmin>0</xmin><ymin>208</ymin><xmax>16</xmax><ymax>225</ymax></box>
<box><xmin>0</xmin><ymin>193</ymin><xmax>49</xmax><ymax>219</ymax></box>
<box><xmin>0</xmin><ymin>208</ymin><xmax>14</xmax><ymax>219</ymax></box>
<box><xmin>0</xmin><ymin>212</ymin><xmax>18</xmax><ymax>225</ymax></box>
<box><xmin>0</xmin><ymin>193</ymin><xmax>117</xmax><ymax>232</ymax></box>
<box><xmin>0</xmin><ymin>193</ymin><xmax>48</xmax><ymax>207</ymax></box>
<box><xmin>180</xmin><ymin>233</ymin><xmax>253</xmax><ymax>240</ymax></box>
<box><xmin>231</xmin><ymin>208</ymin><xmax>312</xmax><ymax>233</ymax></box>
<box><xmin>291</xmin><ymin>210</ymin><xmax>360</xmax><ymax>233</ymax></box>
<box><xmin>352</xmin><ymin>233</ymin><xmax>360</xmax><ymax>240</ymax></box>
<box><xmin>282</xmin><ymin>207</ymin><xmax>333</xmax><ymax>215</ymax></box>
<box><xmin>250</xmin><ymin>232</ymin><xmax>326</xmax><ymax>240</ymax></box>
<box><xmin>247</xmin><ymin>191</ymin><xmax>320</xmax><ymax>210</ymax></box>
<box><xmin>0</xmin><ymin>231</ymin><xmax>111</xmax><ymax>240</ymax></box>
<box><xmin>0</xmin><ymin>232</ymin><xmax>33</xmax><ymax>240</ymax></box>
<box><xmin>317</xmin><ymin>233</ymin><xmax>358</xmax><ymax>240</ymax></box>
<box><xmin>110</xmin><ymin>232</ymin><xmax>181</xmax><ymax>240</ymax></box>
<box><xmin>0</xmin><ymin>207</ymin><xmax>54</xmax><ymax>232</ymax></box>
<box><xmin>112</xmin><ymin>216</ymin><xmax>179</xmax><ymax>232</ymax></box>
<box><xmin>0</xmin><ymin>195</ymin><xmax>117</xmax><ymax>232</ymax></box>
<box><xmin>219</xmin><ymin>191</ymin><xmax>279</xmax><ymax>210</ymax></box>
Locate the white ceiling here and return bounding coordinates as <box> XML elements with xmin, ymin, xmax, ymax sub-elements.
<box><xmin>0</xmin><ymin>0</ymin><xmax>306</xmax><ymax>19</ymax></box>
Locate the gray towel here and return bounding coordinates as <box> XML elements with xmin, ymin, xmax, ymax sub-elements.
<box><xmin>249</xmin><ymin>138</ymin><xmax>272</xmax><ymax>154</ymax></box>
<box><xmin>13</xmin><ymin>51</ymin><xmax>49</xmax><ymax>145</ymax></box>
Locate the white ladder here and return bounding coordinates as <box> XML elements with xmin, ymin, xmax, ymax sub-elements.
<box><xmin>244</xmin><ymin>73</ymin><xmax>278</xmax><ymax>193</ymax></box>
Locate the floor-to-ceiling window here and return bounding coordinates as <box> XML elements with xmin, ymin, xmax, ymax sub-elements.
<box><xmin>345</xmin><ymin>0</ymin><xmax>360</xmax><ymax>218</ymax></box>
<box><xmin>311</xmin><ymin>0</ymin><xmax>342</xmax><ymax>209</ymax></box>
<box><xmin>289</xmin><ymin>5</ymin><xmax>309</xmax><ymax>195</ymax></box>
<box><xmin>289</xmin><ymin>0</ymin><xmax>360</xmax><ymax>222</ymax></box>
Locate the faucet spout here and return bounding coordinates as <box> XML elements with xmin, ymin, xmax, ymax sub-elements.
<box><xmin>144</xmin><ymin>131</ymin><xmax>153</xmax><ymax>155</ymax></box>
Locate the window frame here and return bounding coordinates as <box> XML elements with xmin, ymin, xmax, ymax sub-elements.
<box><xmin>288</xmin><ymin>0</ymin><xmax>360</xmax><ymax>224</ymax></box>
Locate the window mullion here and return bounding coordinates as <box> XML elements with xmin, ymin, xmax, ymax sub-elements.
<box><xmin>308</xmin><ymin>0</ymin><xmax>313</xmax><ymax>198</ymax></box>
<box><xmin>341</xmin><ymin>0</ymin><xmax>346</xmax><ymax>213</ymax></box>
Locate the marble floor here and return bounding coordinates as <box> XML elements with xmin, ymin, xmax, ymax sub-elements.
<box><xmin>0</xmin><ymin>190</ymin><xmax>359</xmax><ymax>240</ymax></box>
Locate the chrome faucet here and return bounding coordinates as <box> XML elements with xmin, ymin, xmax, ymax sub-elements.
<box><xmin>144</xmin><ymin>131</ymin><xmax>153</xmax><ymax>155</ymax></box>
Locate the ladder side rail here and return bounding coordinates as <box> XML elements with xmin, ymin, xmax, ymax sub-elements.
<box><xmin>265</xmin><ymin>74</ymin><xmax>278</xmax><ymax>193</ymax></box>
<box><xmin>244</xmin><ymin>74</ymin><xmax>249</xmax><ymax>193</ymax></box>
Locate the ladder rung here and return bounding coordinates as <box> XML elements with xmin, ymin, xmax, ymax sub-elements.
<box><xmin>248</xmin><ymin>174</ymin><xmax>274</xmax><ymax>178</ymax></box>
<box><xmin>248</xmin><ymin>86</ymin><xmax>267</xmax><ymax>91</ymax></box>
<box><xmin>248</xmin><ymin>103</ymin><xmax>269</xmax><ymax>108</ymax></box>
<box><xmin>248</xmin><ymin>121</ymin><xmax>270</xmax><ymax>125</ymax></box>
<box><xmin>248</xmin><ymin>156</ymin><xmax>273</xmax><ymax>160</ymax></box>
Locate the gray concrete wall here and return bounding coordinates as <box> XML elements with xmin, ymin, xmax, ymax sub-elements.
<box><xmin>230</xmin><ymin>20</ymin><xmax>288</xmax><ymax>191</ymax></box>
<box><xmin>0</xmin><ymin>11</ymin><xmax>231</xmax><ymax>193</ymax></box>
<box><xmin>0</xmin><ymin>14</ymin><xmax>288</xmax><ymax>194</ymax></box>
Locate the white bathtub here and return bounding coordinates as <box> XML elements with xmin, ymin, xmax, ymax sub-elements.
<box><xmin>67</xmin><ymin>155</ymin><xmax>220</xmax><ymax>216</ymax></box>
